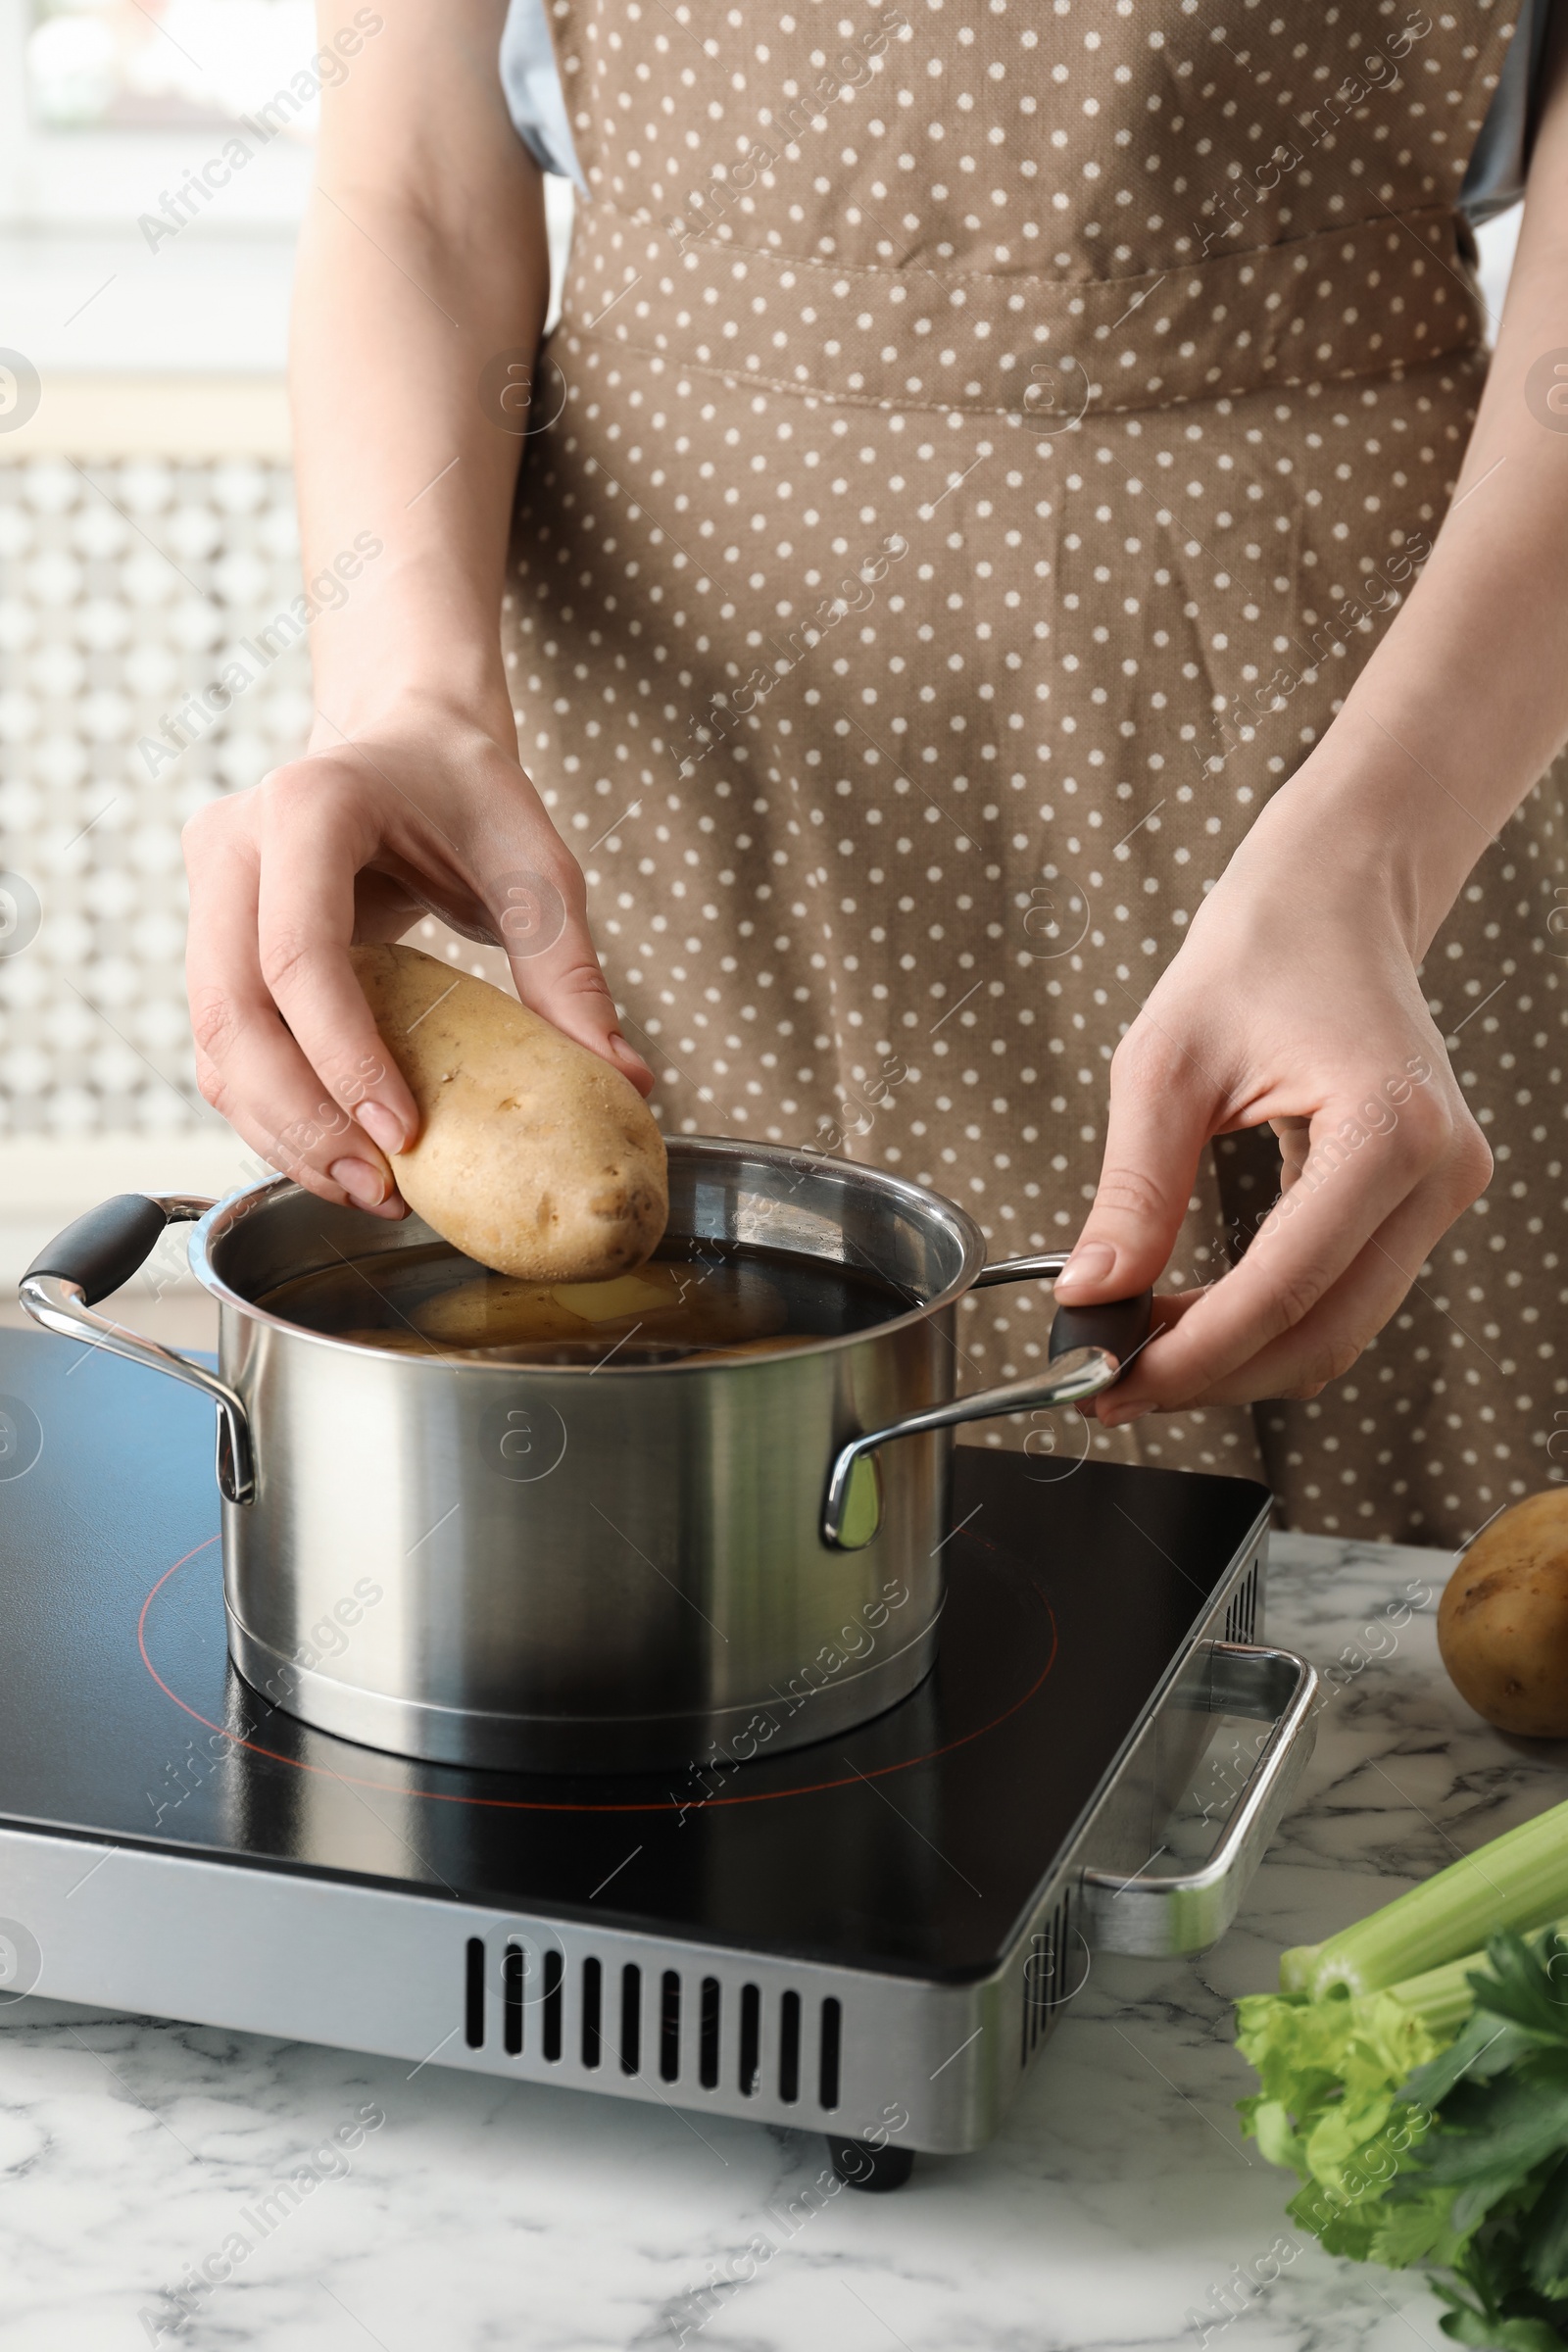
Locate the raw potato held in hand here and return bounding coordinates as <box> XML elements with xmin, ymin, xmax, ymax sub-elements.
<box><xmin>349</xmin><ymin>944</ymin><xmax>667</xmax><ymax>1282</ymax></box>
<box><xmin>1438</xmin><ymin>1489</ymin><xmax>1568</xmax><ymax>1739</ymax></box>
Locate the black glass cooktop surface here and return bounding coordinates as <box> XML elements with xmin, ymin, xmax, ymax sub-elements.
<box><xmin>0</xmin><ymin>1329</ymin><xmax>1268</xmax><ymax>1981</ymax></box>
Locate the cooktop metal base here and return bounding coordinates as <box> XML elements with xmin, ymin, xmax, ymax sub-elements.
<box><xmin>0</xmin><ymin>1330</ymin><xmax>1310</xmax><ymax>2160</ymax></box>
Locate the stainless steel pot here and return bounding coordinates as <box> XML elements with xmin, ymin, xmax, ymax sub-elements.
<box><xmin>21</xmin><ymin>1140</ymin><xmax>1149</xmax><ymax>1773</ymax></box>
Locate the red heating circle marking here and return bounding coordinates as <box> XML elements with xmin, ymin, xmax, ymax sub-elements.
<box><xmin>138</xmin><ymin>1537</ymin><xmax>1058</xmax><ymax>1815</ymax></box>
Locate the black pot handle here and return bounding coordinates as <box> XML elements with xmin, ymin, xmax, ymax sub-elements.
<box><xmin>19</xmin><ymin>1194</ymin><xmax>254</xmax><ymax>1505</ymax></box>
<box><xmin>970</xmin><ymin>1250</ymin><xmax>1154</xmax><ymax>1383</ymax></box>
<box><xmin>23</xmin><ymin>1194</ymin><xmax>173</xmax><ymax>1307</ymax></box>
<box><xmin>1049</xmin><ymin>1289</ymin><xmax>1153</xmax><ymax>1375</ymax></box>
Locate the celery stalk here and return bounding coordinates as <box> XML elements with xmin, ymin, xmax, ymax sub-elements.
<box><xmin>1279</xmin><ymin>1797</ymin><xmax>1568</xmax><ymax>1998</ymax></box>
<box><xmin>1386</xmin><ymin>1950</ymin><xmax>1499</xmax><ymax>2038</ymax></box>
<box><xmin>1383</xmin><ymin>1914</ymin><xmax>1568</xmax><ymax>2034</ymax></box>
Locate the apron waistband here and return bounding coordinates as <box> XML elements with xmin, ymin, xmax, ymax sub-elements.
<box><xmin>561</xmin><ymin>202</ymin><xmax>1485</xmax><ymax>416</ymax></box>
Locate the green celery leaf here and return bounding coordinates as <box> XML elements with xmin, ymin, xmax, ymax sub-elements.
<box><xmin>1367</xmin><ymin>2185</ymin><xmax>1461</xmax><ymax>2269</ymax></box>
<box><xmin>1433</xmin><ymin>2269</ymin><xmax>1500</xmax><ymax>2329</ymax></box>
<box><xmin>1435</xmin><ymin>2305</ymin><xmax>1565</xmax><ymax>2351</ymax></box>
<box><xmin>1407</xmin><ymin>2013</ymin><xmax>1541</xmax><ymax>2110</ymax></box>
<box><xmin>1287</xmin><ymin>2178</ymin><xmax>1387</xmax><ymax>2263</ymax></box>
<box><xmin>1302</xmin><ymin>2095</ymin><xmax>1423</xmax><ymax>2214</ymax></box>
<box><xmin>1245</xmin><ymin>2096</ymin><xmax>1306</xmax><ymax>2174</ymax></box>
<box><xmin>1523</xmin><ymin>2153</ymin><xmax>1568</xmax><ymax>2300</ymax></box>
<box><xmin>1413</xmin><ymin>2057</ymin><xmax>1568</xmax><ymax>2191</ymax></box>
<box><xmin>1472</xmin><ymin>1935</ymin><xmax>1568</xmax><ymax>2048</ymax></box>
<box><xmin>1239</xmin><ymin>1984</ymin><xmax>1456</xmax><ymax>2267</ymax></box>
<box><xmin>1235</xmin><ymin>1989</ymin><xmax>1351</xmax><ymax>2109</ymax></box>
<box><xmin>1433</xmin><ymin>2262</ymin><xmax>1568</xmax><ymax>2352</ymax></box>
<box><xmin>1451</xmin><ymin>2167</ymin><xmax>1553</xmax><ymax>2241</ymax></box>
<box><xmin>1238</xmin><ymin>1988</ymin><xmax>1446</xmax><ymax>2175</ymax></box>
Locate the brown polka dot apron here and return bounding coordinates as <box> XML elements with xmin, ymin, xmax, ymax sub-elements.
<box><xmin>500</xmin><ymin>0</ymin><xmax>1568</xmax><ymax>1547</ymax></box>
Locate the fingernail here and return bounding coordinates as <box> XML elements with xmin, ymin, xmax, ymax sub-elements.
<box><xmin>610</xmin><ymin>1031</ymin><xmax>653</xmax><ymax>1079</ymax></box>
<box><xmin>1056</xmin><ymin>1241</ymin><xmax>1116</xmax><ymax>1294</ymax></box>
<box><xmin>1102</xmin><ymin>1400</ymin><xmax>1151</xmax><ymax>1430</ymax></box>
<box><xmin>354</xmin><ymin>1102</ymin><xmax>406</xmax><ymax>1154</ymax></box>
<box><xmin>331</xmin><ymin>1156</ymin><xmax>390</xmax><ymax>1208</ymax></box>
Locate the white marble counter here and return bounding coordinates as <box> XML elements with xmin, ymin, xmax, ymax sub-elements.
<box><xmin>1</xmin><ymin>1532</ymin><xmax>1563</xmax><ymax>2352</ymax></box>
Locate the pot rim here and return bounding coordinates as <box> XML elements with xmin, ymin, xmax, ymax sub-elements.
<box><xmin>186</xmin><ymin>1134</ymin><xmax>990</xmax><ymax>1375</ymax></box>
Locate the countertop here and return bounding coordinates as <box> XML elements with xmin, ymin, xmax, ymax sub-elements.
<box><xmin>0</xmin><ymin>1530</ymin><xmax>1562</xmax><ymax>2352</ymax></box>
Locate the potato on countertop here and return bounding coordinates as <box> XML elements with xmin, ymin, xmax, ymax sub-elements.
<box><xmin>1438</xmin><ymin>1489</ymin><xmax>1568</xmax><ymax>1739</ymax></box>
<box><xmin>350</xmin><ymin>943</ymin><xmax>667</xmax><ymax>1283</ymax></box>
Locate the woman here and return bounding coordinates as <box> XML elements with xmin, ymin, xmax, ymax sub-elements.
<box><xmin>182</xmin><ymin>0</ymin><xmax>1568</xmax><ymax>1545</ymax></box>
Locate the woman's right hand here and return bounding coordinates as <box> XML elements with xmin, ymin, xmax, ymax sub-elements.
<box><xmin>182</xmin><ymin>692</ymin><xmax>653</xmax><ymax>1215</ymax></box>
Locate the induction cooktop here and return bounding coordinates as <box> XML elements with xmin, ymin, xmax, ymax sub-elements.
<box><xmin>0</xmin><ymin>1327</ymin><xmax>1306</xmax><ymax>2175</ymax></box>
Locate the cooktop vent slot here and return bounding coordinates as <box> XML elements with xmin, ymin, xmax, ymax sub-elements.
<box><xmin>660</xmin><ymin>1970</ymin><xmax>681</xmax><ymax>2082</ymax></box>
<box><xmin>739</xmin><ymin>1982</ymin><xmax>761</xmax><ymax>2095</ymax></box>
<box><xmin>699</xmin><ymin>1977</ymin><xmax>721</xmax><ymax>2090</ymax></box>
<box><xmin>620</xmin><ymin>1962</ymin><xmax>642</xmax><ymax>2076</ymax></box>
<box><xmin>542</xmin><ymin>1949</ymin><xmax>564</xmax><ymax>2061</ymax></box>
<box><xmin>581</xmin><ymin>1956</ymin><xmax>603</xmax><ymax>2070</ymax></box>
<box><xmin>778</xmin><ymin>1989</ymin><xmax>802</xmax><ymax>2104</ymax></box>
<box><xmin>503</xmin><ymin>1941</ymin><xmax>525</xmax><ymax>2056</ymax></box>
<box><xmin>465</xmin><ymin>1936</ymin><xmax>485</xmax><ymax>2050</ymax></box>
<box><xmin>1223</xmin><ymin>1557</ymin><xmax>1260</xmax><ymax>1644</ymax></box>
<box><xmin>1021</xmin><ymin>1891</ymin><xmax>1074</xmax><ymax>2066</ymax></box>
<box><xmin>818</xmin><ymin>1997</ymin><xmax>842</xmax><ymax>2111</ymax></box>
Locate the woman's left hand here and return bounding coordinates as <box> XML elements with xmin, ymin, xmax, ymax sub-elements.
<box><xmin>1051</xmin><ymin>777</ymin><xmax>1494</xmax><ymax>1423</ymax></box>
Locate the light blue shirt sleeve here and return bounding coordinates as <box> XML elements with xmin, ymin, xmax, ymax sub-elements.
<box><xmin>499</xmin><ymin>0</ymin><xmax>586</xmax><ymax>192</ymax></box>
<box><xmin>1460</xmin><ymin>0</ymin><xmax>1555</xmax><ymax>223</ymax></box>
